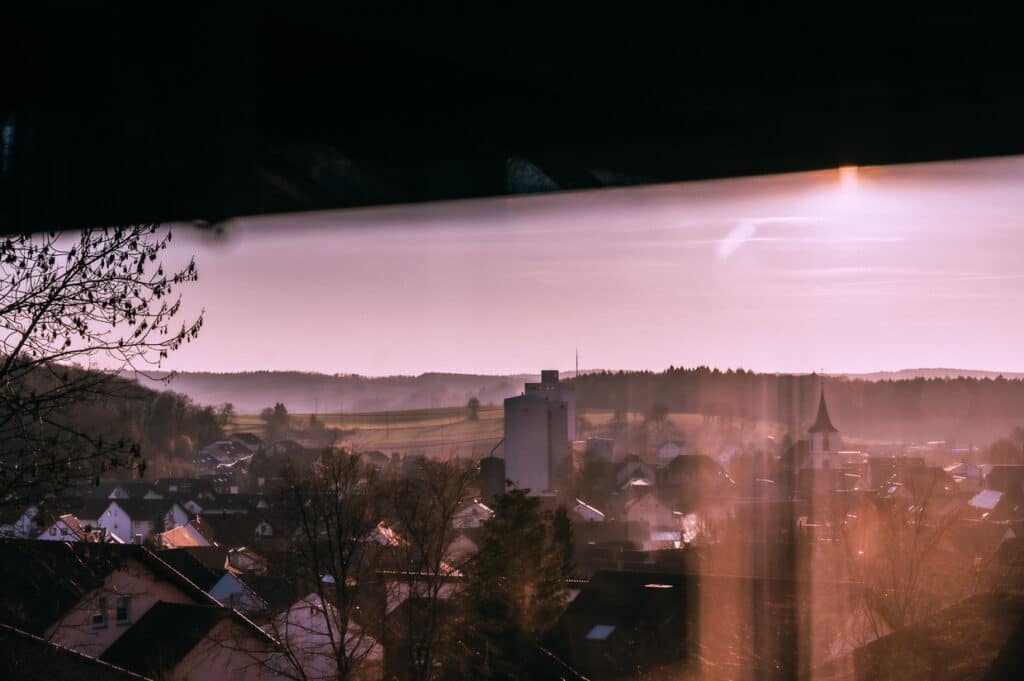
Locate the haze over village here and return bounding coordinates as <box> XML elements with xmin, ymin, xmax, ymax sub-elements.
<box><xmin>3</xmin><ymin>157</ymin><xmax>1024</xmax><ymax>681</ymax></box>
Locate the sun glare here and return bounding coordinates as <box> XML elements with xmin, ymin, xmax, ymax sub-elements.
<box><xmin>838</xmin><ymin>165</ymin><xmax>859</xmax><ymax>189</ymax></box>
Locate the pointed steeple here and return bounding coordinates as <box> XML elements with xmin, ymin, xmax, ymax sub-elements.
<box><xmin>808</xmin><ymin>382</ymin><xmax>838</xmax><ymax>434</ymax></box>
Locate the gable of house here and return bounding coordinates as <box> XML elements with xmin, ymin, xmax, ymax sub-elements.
<box><xmin>100</xmin><ymin>601</ymin><xmax>278</xmax><ymax>681</ymax></box>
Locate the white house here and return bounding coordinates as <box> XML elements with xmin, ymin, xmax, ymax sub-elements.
<box><xmin>0</xmin><ymin>504</ymin><xmax>41</xmax><ymax>538</ymax></box>
<box><xmin>270</xmin><ymin>593</ymin><xmax>383</xmax><ymax>680</ymax></box>
<box><xmin>96</xmin><ymin>500</ymin><xmax>188</xmax><ymax>543</ymax></box>
<box><xmin>38</xmin><ymin>514</ymin><xmax>95</xmax><ymax>542</ymax></box>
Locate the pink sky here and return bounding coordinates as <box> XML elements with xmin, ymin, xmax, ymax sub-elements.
<box><xmin>159</xmin><ymin>155</ymin><xmax>1024</xmax><ymax>376</ymax></box>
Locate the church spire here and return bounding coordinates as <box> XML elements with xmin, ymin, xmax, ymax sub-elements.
<box><xmin>808</xmin><ymin>380</ymin><xmax>838</xmax><ymax>433</ymax></box>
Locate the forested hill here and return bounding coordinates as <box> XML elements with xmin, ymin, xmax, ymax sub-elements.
<box><xmin>573</xmin><ymin>368</ymin><xmax>1024</xmax><ymax>445</ymax></box>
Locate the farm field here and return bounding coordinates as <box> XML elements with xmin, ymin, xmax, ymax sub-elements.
<box><xmin>231</xmin><ymin>405</ymin><xmax>505</xmax><ymax>459</ymax></box>
<box><xmin>231</xmin><ymin>404</ymin><xmax>791</xmax><ymax>462</ymax></box>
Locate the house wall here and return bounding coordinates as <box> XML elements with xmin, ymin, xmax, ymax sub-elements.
<box><xmin>173</xmin><ymin>619</ymin><xmax>284</xmax><ymax>681</ymax></box>
<box><xmin>47</xmin><ymin>557</ymin><xmax>198</xmax><ymax>658</ymax></box>
<box><xmin>273</xmin><ymin>596</ymin><xmax>383</xmax><ymax>681</ymax></box>
<box><xmin>2</xmin><ymin>505</ymin><xmax>40</xmax><ymax>538</ymax></box>
<box><xmin>38</xmin><ymin>519</ymin><xmax>80</xmax><ymax>541</ymax></box>
<box><xmin>625</xmin><ymin>496</ymin><xmax>678</xmax><ymax>529</ymax></box>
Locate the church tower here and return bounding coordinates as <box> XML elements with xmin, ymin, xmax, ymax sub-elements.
<box><xmin>807</xmin><ymin>383</ymin><xmax>839</xmax><ymax>469</ymax></box>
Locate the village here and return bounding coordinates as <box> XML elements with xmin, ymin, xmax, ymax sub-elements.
<box><xmin>1</xmin><ymin>369</ymin><xmax>1022</xmax><ymax>680</ymax></box>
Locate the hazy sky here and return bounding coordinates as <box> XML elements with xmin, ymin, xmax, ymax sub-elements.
<box><xmin>159</xmin><ymin>155</ymin><xmax>1024</xmax><ymax>376</ymax></box>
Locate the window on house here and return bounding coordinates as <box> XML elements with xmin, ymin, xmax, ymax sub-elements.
<box><xmin>92</xmin><ymin>596</ymin><xmax>108</xmax><ymax>628</ymax></box>
<box><xmin>49</xmin><ymin>527</ymin><xmax>56</xmax><ymax>536</ymax></box>
<box><xmin>115</xmin><ymin>594</ymin><xmax>131</xmax><ymax>624</ymax></box>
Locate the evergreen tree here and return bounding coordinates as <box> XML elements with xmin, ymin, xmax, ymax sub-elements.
<box><xmin>452</xmin><ymin>489</ymin><xmax>569</xmax><ymax>680</ymax></box>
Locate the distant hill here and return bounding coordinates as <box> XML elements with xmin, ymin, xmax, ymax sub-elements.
<box><xmin>136</xmin><ymin>371</ymin><xmax>539</xmax><ymax>414</ymax></box>
<box><xmin>840</xmin><ymin>368</ymin><xmax>1024</xmax><ymax>381</ymax></box>
<box><xmin>134</xmin><ymin>367</ymin><xmax>1024</xmax><ymax>446</ymax></box>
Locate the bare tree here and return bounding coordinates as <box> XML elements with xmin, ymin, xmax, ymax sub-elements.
<box><xmin>840</xmin><ymin>476</ymin><xmax>961</xmax><ymax>644</ymax></box>
<box><xmin>383</xmin><ymin>458</ymin><xmax>478</xmax><ymax>681</ymax></box>
<box><xmin>262</xmin><ymin>448</ymin><xmax>388</xmax><ymax>681</ymax></box>
<box><xmin>0</xmin><ymin>226</ymin><xmax>202</xmax><ymax>504</ymax></box>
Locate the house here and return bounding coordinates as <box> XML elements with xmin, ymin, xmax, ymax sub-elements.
<box><xmin>552</xmin><ymin>570</ymin><xmax>688</xmax><ymax>680</ymax></box>
<box><xmin>201</xmin><ymin>512</ymin><xmax>295</xmax><ymax>549</ymax></box>
<box><xmin>151</xmin><ymin>477</ymin><xmax>217</xmax><ymax>504</ymax></box>
<box><xmin>199</xmin><ymin>493</ymin><xmax>263</xmax><ymax>515</ymax></box>
<box><xmin>658</xmin><ymin>454</ymin><xmax>734</xmax><ymax>510</ymax></box>
<box><xmin>270</xmin><ymin>593</ymin><xmax>383</xmax><ymax>680</ymax></box>
<box><xmin>585</xmin><ymin>437</ymin><xmax>615</xmax><ymax>464</ymax></box>
<box><xmin>984</xmin><ymin>464</ymin><xmax>1024</xmax><ymax>495</ymax></box>
<box><xmin>156</xmin><ymin>521</ymin><xmax>214</xmax><ymax>549</ymax></box>
<box><xmin>623</xmin><ymin>492</ymin><xmax>679</xmax><ymax>529</ymax></box>
<box><xmin>0</xmin><ymin>623</ymin><xmax>150</xmax><ymax>681</ymax></box>
<box><xmin>655</xmin><ymin>440</ymin><xmax>686</xmax><ymax>465</ymax></box>
<box><xmin>96</xmin><ymin>499</ymin><xmax>189</xmax><ymax>543</ymax></box>
<box><xmin>615</xmin><ymin>456</ymin><xmax>657</xmax><ymax>489</ymax></box>
<box><xmin>158</xmin><ymin>548</ymin><xmax>267</xmax><ymax>614</ymax></box>
<box><xmin>451</xmin><ymin>499</ymin><xmax>494</xmax><ymax>529</ymax></box>
<box><xmin>228</xmin><ymin>546</ymin><xmax>269</xmax><ymax>575</ymax></box>
<box><xmin>571</xmin><ymin>498</ymin><xmax>606</xmax><ymax>523</ymax></box>
<box><xmin>383</xmin><ymin>597</ymin><xmax>456</xmax><ymax>681</ymax></box>
<box><xmin>38</xmin><ymin>513</ymin><xmax>103</xmax><ymax>542</ymax></box>
<box><xmin>107</xmin><ymin>481</ymin><xmax>162</xmax><ymax>501</ymax></box>
<box><xmin>229</xmin><ymin>432</ymin><xmax>262</xmax><ymax>455</ymax></box>
<box><xmin>0</xmin><ymin>540</ymin><xmax>220</xmax><ymax>658</ymax></box>
<box><xmin>66</xmin><ymin>497</ymin><xmax>119</xmax><ymax>529</ymax></box>
<box><xmin>100</xmin><ymin>602</ymin><xmax>283</xmax><ymax>681</ymax></box>
<box><xmin>0</xmin><ymin>503</ymin><xmax>42</xmax><ymax>538</ymax></box>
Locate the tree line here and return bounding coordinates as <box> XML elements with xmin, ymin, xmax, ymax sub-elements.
<box><xmin>573</xmin><ymin>368</ymin><xmax>1024</xmax><ymax>443</ymax></box>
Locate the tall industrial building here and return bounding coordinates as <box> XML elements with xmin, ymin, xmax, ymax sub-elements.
<box><xmin>503</xmin><ymin>370</ymin><xmax>575</xmax><ymax>494</ymax></box>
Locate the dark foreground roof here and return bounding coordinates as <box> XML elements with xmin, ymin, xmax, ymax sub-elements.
<box><xmin>811</xmin><ymin>592</ymin><xmax>1024</xmax><ymax>681</ymax></box>
<box><xmin>0</xmin><ymin>540</ymin><xmax>219</xmax><ymax>633</ymax></box>
<box><xmin>0</xmin><ymin>624</ymin><xmax>150</xmax><ymax>681</ymax></box>
<box><xmin>100</xmin><ymin>602</ymin><xmax>275</xmax><ymax>679</ymax></box>
<box><xmin>156</xmin><ymin>548</ymin><xmax>228</xmax><ymax>592</ymax></box>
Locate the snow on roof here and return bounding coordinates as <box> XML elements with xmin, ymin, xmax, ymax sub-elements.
<box><xmin>969</xmin><ymin>489</ymin><xmax>1004</xmax><ymax>511</ymax></box>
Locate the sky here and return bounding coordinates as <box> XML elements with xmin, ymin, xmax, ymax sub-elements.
<box><xmin>158</xmin><ymin>155</ymin><xmax>1024</xmax><ymax>376</ymax></box>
